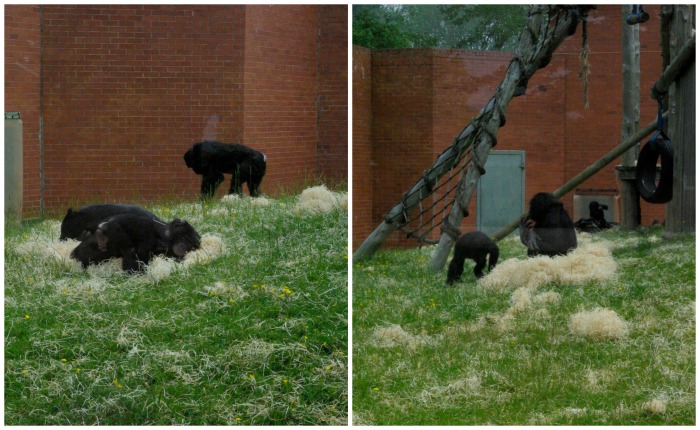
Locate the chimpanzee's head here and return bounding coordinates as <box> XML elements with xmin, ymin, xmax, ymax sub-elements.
<box><xmin>60</xmin><ymin>208</ymin><xmax>89</xmax><ymax>241</ymax></box>
<box><xmin>165</xmin><ymin>219</ymin><xmax>201</xmax><ymax>259</ymax></box>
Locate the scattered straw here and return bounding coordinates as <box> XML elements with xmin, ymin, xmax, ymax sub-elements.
<box><xmin>183</xmin><ymin>234</ymin><xmax>225</xmax><ymax>267</ymax></box>
<box><xmin>641</xmin><ymin>399</ymin><xmax>668</xmax><ymax>415</ymax></box>
<box><xmin>570</xmin><ymin>308</ymin><xmax>629</xmax><ymax>340</ymax></box>
<box><xmin>295</xmin><ymin>185</ymin><xmax>347</xmax><ymax>214</ymax></box>
<box><xmin>372</xmin><ymin>324</ymin><xmax>431</xmax><ymax>349</ymax></box>
<box><xmin>480</xmin><ymin>243</ymin><xmax>617</xmax><ymax>291</ymax></box>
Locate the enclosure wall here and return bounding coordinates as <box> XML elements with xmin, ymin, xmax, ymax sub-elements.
<box><xmin>5</xmin><ymin>5</ymin><xmax>348</xmax><ymax>217</ymax></box>
<box><xmin>354</xmin><ymin>4</ymin><xmax>666</xmax><ymax>250</ymax></box>
<box><xmin>352</xmin><ymin>46</ymin><xmax>373</xmax><ymax>248</ymax></box>
<box><xmin>317</xmin><ymin>5</ymin><xmax>349</xmax><ymax>186</ymax></box>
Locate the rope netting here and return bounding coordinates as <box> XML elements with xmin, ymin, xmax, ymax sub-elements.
<box><xmin>396</xmin><ymin>144</ymin><xmax>472</xmax><ymax>245</ymax></box>
<box><xmin>355</xmin><ymin>5</ymin><xmax>596</xmax><ymax>262</ymax></box>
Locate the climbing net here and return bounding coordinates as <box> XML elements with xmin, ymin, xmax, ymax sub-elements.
<box><xmin>383</xmin><ymin>5</ymin><xmax>593</xmax><ymax>248</ymax></box>
<box><xmin>397</xmin><ymin>149</ymin><xmax>468</xmax><ymax>245</ymax></box>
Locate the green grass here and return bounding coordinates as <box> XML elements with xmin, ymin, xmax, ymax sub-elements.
<box><xmin>5</xmin><ymin>193</ymin><xmax>348</xmax><ymax>425</ymax></box>
<box><xmin>352</xmin><ymin>227</ymin><xmax>695</xmax><ymax>425</ymax></box>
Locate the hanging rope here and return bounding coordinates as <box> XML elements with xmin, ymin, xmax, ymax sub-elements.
<box><xmin>578</xmin><ymin>8</ymin><xmax>590</xmax><ymax>108</ymax></box>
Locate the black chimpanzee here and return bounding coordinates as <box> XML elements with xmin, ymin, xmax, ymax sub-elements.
<box><xmin>519</xmin><ymin>192</ymin><xmax>577</xmax><ymax>257</ymax></box>
<box><xmin>70</xmin><ymin>214</ymin><xmax>201</xmax><ymax>272</ymax></box>
<box><xmin>574</xmin><ymin>200</ymin><xmax>612</xmax><ymax>232</ymax></box>
<box><xmin>60</xmin><ymin>204</ymin><xmax>162</xmax><ymax>241</ymax></box>
<box><xmin>184</xmin><ymin>141</ymin><xmax>267</xmax><ymax>199</ymax></box>
<box><xmin>446</xmin><ymin>231</ymin><xmax>500</xmax><ymax>284</ymax></box>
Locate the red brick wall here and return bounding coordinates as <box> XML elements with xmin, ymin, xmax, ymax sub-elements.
<box><xmin>242</xmin><ymin>5</ymin><xmax>320</xmax><ymax>195</ymax></box>
<box><xmin>354</xmin><ymin>5</ymin><xmax>667</xmax><ymax>250</ymax></box>
<box><xmin>40</xmin><ymin>5</ymin><xmax>246</xmax><ymax>209</ymax></box>
<box><xmin>6</xmin><ymin>5</ymin><xmax>347</xmax><ymax>216</ymax></box>
<box><xmin>318</xmin><ymin>5</ymin><xmax>349</xmax><ymax>186</ymax></box>
<box><xmin>371</xmin><ymin>50</ymin><xmax>435</xmax><ymax>248</ymax></box>
<box><xmin>352</xmin><ymin>46</ymin><xmax>372</xmax><ymax>248</ymax></box>
<box><xmin>5</xmin><ymin>5</ymin><xmax>42</xmax><ymax>216</ymax></box>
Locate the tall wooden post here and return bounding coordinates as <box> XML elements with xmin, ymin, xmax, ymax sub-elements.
<box><xmin>665</xmin><ymin>5</ymin><xmax>696</xmax><ymax>233</ymax></box>
<box><xmin>616</xmin><ymin>5</ymin><xmax>642</xmax><ymax>229</ymax></box>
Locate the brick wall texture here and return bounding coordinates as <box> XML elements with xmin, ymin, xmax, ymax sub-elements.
<box><xmin>353</xmin><ymin>5</ymin><xmax>668</xmax><ymax>250</ymax></box>
<box><xmin>5</xmin><ymin>4</ymin><xmax>348</xmax><ymax>217</ymax></box>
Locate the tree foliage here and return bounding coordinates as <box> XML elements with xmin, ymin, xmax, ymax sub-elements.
<box><xmin>353</xmin><ymin>4</ymin><xmax>529</xmax><ymax>51</ymax></box>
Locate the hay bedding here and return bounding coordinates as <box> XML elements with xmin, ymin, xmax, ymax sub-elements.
<box><xmin>479</xmin><ymin>243</ymin><xmax>617</xmax><ymax>292</ymax></box>
<box><xmin>475</xmin><ymin>242</ymin><xmax>628</xmax><ymax>339</ymax></box>
<box><xmin>14</xmin><ymin>223</ymin><xmax>225</xmax><ymax>282</ymax></box>
<box><xmin>294</xmin><ymin>185</ymin><xmax>348</xmax><ymax>214</ymax></box>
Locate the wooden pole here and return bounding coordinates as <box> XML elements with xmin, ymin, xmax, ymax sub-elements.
<box><xmin>665</xmin><ymin>5</ymin><xmax>696</xmax><ymax>233</ymax></box>
<box><xmin>428</xmin><ymin>6</ymin><xmax>589</xmax><ymax>271</ymax></box>
<box><xmin>616</xmin><ymin>5</ymin><xmax>642</xmax><ymax>230</ymax></box>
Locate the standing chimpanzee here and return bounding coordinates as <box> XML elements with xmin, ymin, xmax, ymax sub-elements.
<box><xmin>70</xmin><ymin>214</ymin><xmax>201</xmax><ymax>272</ymax></box>
<box><xmin>184</xmin><ymin>141</ymin><xmax>267</xmax><ymax>199</ymax></box>
<box><xmin>446</xmin><ymin>231</ymin><xmax>500</xmax><ymax>284</ymax></box>
<box><xmin>519</xmin><ymin>192</ymin><xmax>577</xmax><ymax>257</ymax></box>
<box><xmin>60</xmin><ymin>204</ymin><xmax>162</xmax><ymax>241</ymax></box>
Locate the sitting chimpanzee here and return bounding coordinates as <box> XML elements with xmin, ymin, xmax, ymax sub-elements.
<box><xmin>446</xmin><ymin>231</ymin><xmax>500</xmax><ymax>284</ymax></box>
<box><xmin>574</xmin><ymin>201</ymin><xmax>612</xmax><ymax>233</ymax></box>
<box><xmin>60</xmin><ymin>204</ymin><xmax>162</xmax><ymax>241</ymax></box>
<box><xmin>519</xmin><ymin>192</ymin><xmax>577</xmax><ymax>257</ymax></box>
<box><xmin>184</xmin><ymin>141</ymin><xmax>267</xmax><ymax>199</ymax></box>
<box><xmin>70</xmin><ymin>214</ymin><xmax>201</xmax><ymax>272</ymax></box>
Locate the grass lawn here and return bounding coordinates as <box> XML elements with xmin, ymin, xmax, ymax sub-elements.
<box><xmin>5</xmin><ymin>192</ymin><xmax>348</xmax><ymax>425</ymax></box>
<box><xmin>352</xmin><ymin>227</ymin><xmax>695</xmax><ymax>425</ymax></box>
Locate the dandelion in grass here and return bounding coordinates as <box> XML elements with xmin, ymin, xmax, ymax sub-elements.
<box><xmin>22</xmin><ymin>369</ymin><xmax>28</xmax><ymax>375</ymax></box>
<box><xmin>24</xmin><ymin>314</ymin><xmax>30</xmax><ymax>320</ymax></box>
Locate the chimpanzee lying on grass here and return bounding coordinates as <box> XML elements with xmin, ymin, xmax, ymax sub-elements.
<box><xmin>60</xmin><ymin>204</ymin><xmax>162</xmax><ymax>241</ymax></box>
<box><xmin>446</xmin><ymin>231</ymin><xmax>500</xmax><ymax>284</ymax></box>
<box><xmin>70</xmin><ymin>214</ymin><xmax>201</xmax><ymax>272</ymax></box>
<box><xmin>184</xmin><ymin>141</ymin><xmax>267</xmax><ymax>198</ymax></box>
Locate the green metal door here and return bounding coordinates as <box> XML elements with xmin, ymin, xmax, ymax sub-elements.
<box><xmin>477</xmin><ymin>150</ymin><xmax>525</xmax><ymax>236</ymax></box>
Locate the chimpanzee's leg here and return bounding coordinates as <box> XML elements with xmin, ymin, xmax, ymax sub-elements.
<box><xmin>201</xmin><ymin>171</ymin><xmax>224</xmax><ymax>198</ymax></box>
<box><xmin>228</xmin><ymin>166</ymin><xmax>244</xmax><ymax>196</ymax></box>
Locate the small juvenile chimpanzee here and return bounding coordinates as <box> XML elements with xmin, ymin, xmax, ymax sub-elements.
<box><xmin>519</xmin><ymin>192</ymin><xmax>577</xmax><ymax>257</ymax></box>
<box><xmin>446</xmin><ymin>231</ymin><xmax>500</xmax><ymax>285</ymax></box>
<box><xmin>70</xmin><ymin>214</ymin><xmax>201</xmax><ymax>272</ymax></box>
<box><xmin>184</xmin><ymin>141</ymin><xmax>267</xmax><ymax>199</ymax></box>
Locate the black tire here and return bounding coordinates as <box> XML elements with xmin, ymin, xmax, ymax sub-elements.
<box><xmin>636</xmin><ymin>134</ymin><xmax>674</xmax><ymax>204</ymax></box>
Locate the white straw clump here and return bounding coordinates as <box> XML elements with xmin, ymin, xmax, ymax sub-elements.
<box><xmin>480</xmin><ymin>243</ymin><xmax>617</xmax><ymax>291</ymax></box>
<box><xmin>294</xmin><ymin>185</ymin><xmax>346</xmax><ymax>214</ymax></box>
<box><xmin>641</xmin><ymin>399</ymin><xmax>668</xmax><ymax>415</ymax></box>
<box><xmin>140</xmin><ymin>256</ymin><xmax>177</xmax><ymax>283</ymax></box>
<box><xmin>183</xmin><ymin>233</ymin><xmax>225</xmax><ymax>267</ymax></box>
<box><xmin>569</xmin><ymin>307</ymin><xmax>629</xmax><ymax>340</ymax></box>
<box><xmin>15</xmin><ymin>238</ymin><xmax>83</xmax><ymax>272</ymax></box>
<box><xmin>372</xmin><ymin>324</ymin><xmax>432</xmax><ymax>349</ymax></box>
<box><xmin>250</xmin><ymin>196</ymin><xmax>272</xmax><ymax>207</ymax></box>
<box><xmin>220</xmin><ymin>194</ymin><xmax>242</xmax><ymax>204</ymax></box>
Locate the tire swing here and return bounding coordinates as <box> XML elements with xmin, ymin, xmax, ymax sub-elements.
<box><xmin>636</xmin><ymin>98</ymin><xmax>674</xmax><ymax>203</ymax></box>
